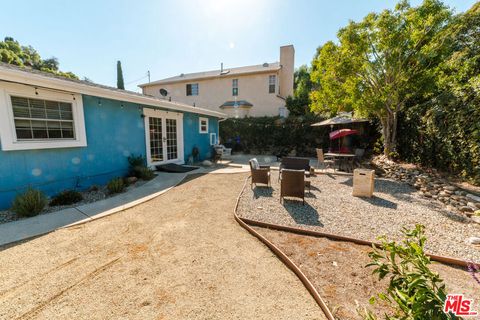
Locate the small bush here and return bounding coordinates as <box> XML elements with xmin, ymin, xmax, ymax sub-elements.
<box><xmin>107</xmin><ymin>178</ymin><xmax>125</xmax><ymax>194</ymax></box>
<box><xmin>361</xmin><ymin>225</ymin><xmax>452</xmax><ymax>319</ymax></box>
<box><xmin>11</xmin><ymin>188</ymin><xmax>47</xmax><ymax>217</ymax></box>
<box><xmin>127</xmin><ymin>154</ymin><xmax>146</xmax><ymax>168</ymax></box>
<box><xmin>127</xmin><ymin>154</ymin><xmax>155</xmax><ymax>180</ymax></box>
<box><xmin>134</xmin><ymin>166</ymin><xmax>155</xmax><ymax>181</ymax></box>
<box><xmin>49</xmin><ymin>190</ymin><xmax>83</xmax><ymax>206</ymax></box>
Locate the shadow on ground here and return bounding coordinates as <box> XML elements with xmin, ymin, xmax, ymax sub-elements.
<box><xmin>282</xmin><ymin>199</ymin><xmax>323</xmax><ymax>227</ymax></box>
<box><xmin>253</xmin><ymin>186</ymin><xmax>273</xmax><ymax>199</ymax></box>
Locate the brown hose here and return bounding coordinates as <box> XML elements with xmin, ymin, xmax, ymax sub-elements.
<box><xmin>239</xmin><ymin>216</ymin><xmax>471</xmax><ymax>268</ymax></box>
<box><xmin>233</xmin><ymin>176</ymin><xmax>336</xmax><ymax>320</ymax></box>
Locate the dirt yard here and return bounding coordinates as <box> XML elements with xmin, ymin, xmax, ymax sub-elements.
<box><xmin>253</xmin><ymin>227</ymin><xmax>480</xmax><ymax>320</ymax></box>
<box><xmin>0</xmin><ymin>173</ymin><xmax>326</xmax><ymax>320</ymax></box>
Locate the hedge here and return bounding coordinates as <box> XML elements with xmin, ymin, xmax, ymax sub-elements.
<box><xmin>397</xmin><ymin>98</ymin><xmax>480</xmax><ymax>185</ymax></box>
<box><xmin>219</xmin><ymin>116</ymin><xmax>376</xmax><ymax>157</ymax></box>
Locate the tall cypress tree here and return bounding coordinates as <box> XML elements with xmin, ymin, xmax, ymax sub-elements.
<box><xmin>116</xmin><ymin>60</ymin><xmax>125</xmax><ymax>90</ymax></box>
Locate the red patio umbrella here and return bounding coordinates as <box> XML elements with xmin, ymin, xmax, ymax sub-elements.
<box><xmin>329</xmin><ymin>129</ymin><xmax>359</xmax><ymax>140</ymax></box>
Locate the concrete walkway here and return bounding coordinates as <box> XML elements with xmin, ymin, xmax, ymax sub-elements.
<box><xmin>0</xmin><ymin>173</ymin><xmax>325</xmax><ymax>319</ymax></box>
<box><xmin>0</xmin><ymin>165</ymin><xmax>249</xmax><ymax>246</ymax></box>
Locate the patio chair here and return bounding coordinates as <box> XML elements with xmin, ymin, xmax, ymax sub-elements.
<box><xmin>278</xmin><ymin>157</ymin><xmax>314</xmax><ymax>181</ymax></box>
<box><xmin>354</xmin><ymin>148</ymin><xmax>365</xmax><ymax>166</ymax></box>
<box><xmin>280</xmin><ymin>169</ymin><xmax>305</xmax><ymax>205</ymax></box>
<box><xmin>249</xmin><ymin>158</ymin><xmax>271</xmax><ymax>188</ymax></box>
<box><xmin>213</xmin><ymin>144</ymin><xmax>232</xmax><ymax>161</ymax></box>
<box><xmin>316</xmin><ymin>148</ymin><xmax>335</xmax><ymax>172</ymax></box>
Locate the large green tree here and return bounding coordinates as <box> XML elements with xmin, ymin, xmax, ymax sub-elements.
<box><xmin>286</xmin><ymin>65</ymin><xmax>314</xmax><ymax>116</ymax></box>
<box><xmin>397</xmin><ymin>2</ymin><xmax>480</xmax><ymax>182</ymax></box>
<box><xmin>310</xmin><ymin>0</ymin><xmax>452</xmax><ymax>157</ymax></box>
<box><xmin>0</xmin><ymin>37</ymin><xmax>78</xmax><ymax>79</ymax></box>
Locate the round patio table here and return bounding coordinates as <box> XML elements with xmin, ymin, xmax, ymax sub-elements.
<box><xmin>324</xmin><ymin>153</ymin><xmax>356</xmax><ymax>172</ymax></box>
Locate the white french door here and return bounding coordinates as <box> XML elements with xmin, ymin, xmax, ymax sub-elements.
<box><xmin>144</xmin><ymin>109</ymin><xmax>184</xmax><ymax>166</ymax></box>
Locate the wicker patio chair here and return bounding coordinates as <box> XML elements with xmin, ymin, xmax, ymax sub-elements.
<box><xmin>280</xmin><ymin>169</ymin><xmax>305</xmax><ymax>205</ymax></box>
<box><xmin>249</xmin><ymin>158</ymin><xmax>271</xmax><ymax>188</ymax></box>
<box><xmin>278</xmin><ymin>157</ymin><xmax>315</xmax><ymax>181</ymax></box>
<box><xmin>316</xmin><ymin>148</ymin><xmax>335</xmax><ymax>172</ymax></box>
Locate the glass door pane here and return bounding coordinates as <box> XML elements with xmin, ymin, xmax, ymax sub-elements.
<box><xmin>165</xmin><ymin>118</ymin><xmax>178</xmax><ymax>160</ymax></box>
<box><xmin>149</xmin><ymin>117</ymin><xmax>163</xmax><ymax>162</ymax></box>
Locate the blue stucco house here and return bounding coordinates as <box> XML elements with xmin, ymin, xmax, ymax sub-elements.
<box><xmin>0</xmin><ymin>63</ymin><xmax>225</xmax><ymax>209</ymax></box>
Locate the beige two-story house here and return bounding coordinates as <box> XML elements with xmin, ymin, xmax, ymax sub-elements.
<box><xmin>139</xmin><ymin>45</ymin><xmax>294</xmax><ymax>118</ymax></box>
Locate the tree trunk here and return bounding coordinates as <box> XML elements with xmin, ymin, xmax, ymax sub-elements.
<box><xmin>380</xmin><ymin>111</ymin><xmax>398</xmax><ymax>158</ymax></box>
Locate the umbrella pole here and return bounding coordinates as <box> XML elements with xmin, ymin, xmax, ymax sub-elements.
<box><xmin>329</xmin><ymin>125</ymin><xmax>333</xmax><ymax>152</ymax></box>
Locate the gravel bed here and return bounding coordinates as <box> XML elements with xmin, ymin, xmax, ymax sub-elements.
<box><xmin>0</xmin><ymin>179</ymin><xmax>148</xmax><ymax>225</ymax></box>
<box><xmin>237</xmin><ymin>171</ymin><xmax>480</xmax><ymax>263</ymax></box>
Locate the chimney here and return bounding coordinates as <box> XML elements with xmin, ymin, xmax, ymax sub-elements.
<box><xmin>279</xmin><ymin>45</ymin><xmax>295</xmax><ymax>98</ymax></box>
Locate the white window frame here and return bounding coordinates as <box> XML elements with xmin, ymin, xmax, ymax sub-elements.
<box><xmin>210</xmin><ymin>133</ymin><xmax>217</xmax><ymax>146</ymax></box>
<box><xmin>0</xmin><ymin>83</ymin><xmax>87</xmax><ymax>151</ymax></box>
<box><xmin>232</xmin><ymin>79</ymin><xmax>238</xmax><ymax>96</ymax></box>
<box><xmin>143</xmin><ymin>108</ymin><xmax>184</xmax><ymax>167</ymax></box>
<box><xmin>268</xmin><ymin>75</ymin><xmax>276</xmax><ymax>94</ymax></box>
<box><xmin>199</xmin><ymin>117</ymin><xmax>208</xmax><ymax>134</ymax></box>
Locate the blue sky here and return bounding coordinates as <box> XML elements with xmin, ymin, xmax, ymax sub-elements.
<box><xmin>0</xmin><ymin>0</ymin><xmax>476</xmax><ymax>91</ymax></box>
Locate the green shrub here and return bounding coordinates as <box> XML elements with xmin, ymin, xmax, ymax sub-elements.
<box><xmin>11</xmin><ymin>188</ymin><xmax>47</xmax><ymax>217</ymax></box>
<box><xmin>127</xmin><ymin>154</ymin><xmax>146</xmax><ymax>168</ymax></box>
<box><xmin>361</xmin><ymin>225</ymin><xmax>452</xmax><ymax>319</ymax></box>
<box><xmin>49</xmin><ymin>190</ymin><xmax>83</xmax><ymax>206</ymax></box>
<box><xmin>219</xmin><ymin>115</ymin><xmax>377</xmax><ymax>156</ymax></box>
<box><xmin>107</xmin><ymin>178</ymin><xmax>125</xmax><ymax>194</ymax></box>
<box><xmin>134</xmin><ymin>166</ymin><xmax>155</xmax><ymax>181</ymax></box>
<box><xmin>127</xmin><ymin>154</ymin><xmax>155</xmax><ymax>180</ymax></box>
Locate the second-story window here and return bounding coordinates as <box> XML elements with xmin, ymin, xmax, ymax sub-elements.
<box><xmin>186</xmin><ymin>83</ymin><xmax>199</xmax><ymax>96</ymax></box>
<box><xmin>268</xmin><ymin>75</ymin><xmax>276</xmax><ymax>94</ymax></box>
<box><xmin>232</xmin><ymin>79</ymin><xmax>238</xmax><ymax>96</ymax></box>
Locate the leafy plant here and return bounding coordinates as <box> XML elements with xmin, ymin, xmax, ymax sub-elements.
<box><xmin>135</xmin><ymin>166</ymin><xmax>155</xmax><ymax>181</ymax></box>
<box><xmin>128</xmin><ymin>154</ymin><xmax>146</xmax><ymax>168</ymax></box>
<box><xmin>362</xmin><ymin>225</ymin><xmax>453</xmax><ymax>320</ymax></box>
<box><xmin>11</xmin><ymin>188</ymin><xmax>47</xmax><ymax>217</ymax></box>
<box><xmin>127</xmin><ymin>155</ymin><xmax>155</xmax><ymax>180</ymax></box>
<box><xmin>107</xmin><ymin>178</ymin><xmax>125</xmax><ymax>194</ymax></box>
<box><xmin>192</xmin><ymin>147</ymin><xmax>200</xmax><ymax>162</ymax></box>
<box><xmin>49</xmin><ymin>190</ymin><xmax>83</xmax><ymax>206</ymax></box>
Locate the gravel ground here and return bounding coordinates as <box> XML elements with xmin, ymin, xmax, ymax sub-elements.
<box><xmin>0</xmin><ymin>173</ymin><xmax>325</xmax><ymax>320</ymax></box>
<box><xmin>0</xmin><ymin>179</ymin><xmax>148</xmax><ymax>225</ymax></box>
<box><xmin>237</xmin><ymin>172</ymin><xmax>480</xmax><ymax>263</ymax></box>
<box><xmin>253</xmin><ymin>227</ymin><xmax>480</xmax><ymax>320</ymax></box>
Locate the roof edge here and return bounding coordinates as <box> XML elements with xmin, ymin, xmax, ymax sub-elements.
<box><xmin>0</xmin><ymin>65</ymin><xmax>226</xmax><ymax>118</ymax></box>
<box><xmin>139</xmin><ymin>64</ymin><xmax>281</xmax><ymax>87</ymax></box>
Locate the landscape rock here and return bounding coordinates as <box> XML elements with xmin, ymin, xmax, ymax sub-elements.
<box><xmin>472</xmin><ymin>216</ymin><xmax>480</xmax><ymax>225</ymax></box>
<box><xmin>466</xmin><ymin>237</ymin><xmax>480</xmax><ymax>245</ymax></box>
<box><xmin>202</xmin><ymin>160</ymin><xmax>213</xmax><ymax>166</ymax></box>
<box><xmin>459</xmin><ymin>206</ymin><xmax>474</xmax><ymax>213</ymax></box>
<box><xmin>466</xmin><ymin>193</ymin><xmax>480</xmax><ymax>203</ymax></box>
<box><xmin>371</xmin><ymin>156</ymin><xmax>479</xmax><ymax>216</ymax></box>
<box><xmin>126</xmin><ymin>176</ymin><xmax>138</xmax><ymax>184</ymax></box>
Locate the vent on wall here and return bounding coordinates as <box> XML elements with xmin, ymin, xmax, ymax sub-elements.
<box><xmin>262</xmin><ymin>62</ymin><xmax>269</xmax><ymax>67</ymax></box>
